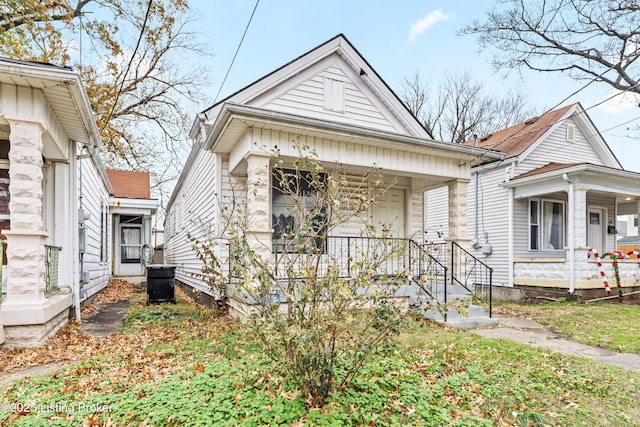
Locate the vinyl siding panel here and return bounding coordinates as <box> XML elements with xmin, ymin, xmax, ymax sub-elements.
<box><xmin>330</xmin><ymin>171</ymin><xmax>372</xmax><ymax>237</ymax></box>
<box><xmin>265</xmin><ymin>65</ymin><xmax>397</xmax><ymax>133</ymax></box>
<box><xmin>77</xmin><ymin>157</ymin><xmax>111</xmax><ymax>301</ymax></box>
<box><xmin>165</xmin><ymin>146</ymin><xmax>219</xmax><ymax>296</ymax></box>
<box><xmin>522</xmin><ymin>119</ymin><xmax>603</xmax><ymax>170</ymax></box>
<box><xmin>466</xmin><ymin>169</ymin><xmax>512</xmax><ymax>286</ymax></box>
<box><xmin>410</xmin><ymin>190</ymin><xmax>424</xmax><ymax>239</ymax></box>
<box><xmin>424</xmin><ymin>186</ymin><xmax>448</xmax><ymax>244</ymax></box>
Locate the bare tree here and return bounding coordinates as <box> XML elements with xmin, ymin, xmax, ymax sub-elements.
<box><xmin>0</xmin><ymin>0</ymin><xmax>210</xmax><ymax>193</ymax></box>
<box><xmin>461</xmin><ymin>0</ymin><xmax>640</xmax><ymax>95</ymax></box>
<box><xmin>401</xmin><ymin>71</ymin><xmax>534</xmax><ymax>143</ymax></box>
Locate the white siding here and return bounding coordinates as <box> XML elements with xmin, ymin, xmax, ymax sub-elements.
<box><xmin>522</xmin><ymin>119</ymin><xmax>603</xmax><ymax>170</ymax></box>
<box><xmin>77</xmin><ymin>155</ymin><xmax>111</xmax><ymax>301</ymax></box>
<box><xmin>424</xmin><ymin>186</ymin><xmax>448</xmax><ymax>244</ymax></box>
<box><xmin>165</xmin><ymin>146</ymin><xmax>219</xmax><ymax>295</ymax></box>
<box><xmin>265</xmin><ymin>65</ymin><xmax>397</xmax><ymax>133</ymax></box>
<box><xmin>409</xmin><ymin>190</ymin><xmax>424</xmax><ymax>239</ymax></box>
<box><xmin>466</xmin><ymin>169</ymin><xmax>512</xmax><ymax>286</ymax></box>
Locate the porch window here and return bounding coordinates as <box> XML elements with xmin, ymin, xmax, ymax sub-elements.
<box><xmin>272</xmin><ymin>168</ymin><xmax>327</xmax><ymax>253</ymax></box>
<box><xmin>529</xmin><ymin>199</ymin><xmax>565</xmax><ymax>251</ymax></box>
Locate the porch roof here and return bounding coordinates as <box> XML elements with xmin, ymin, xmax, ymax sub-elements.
<box><xmin>203</xmin><ymin>102</ymin><xmax>503</xmax><ymax>167</ymax></box>
<box><xmin>0</xmin><ymin>57</ymin><xmax>101</xmax><ymax>150</ymax></box>
<box><xmin>501</xmin><ymin>162</ymin><xmax>640</xmax><ymax>213</ymax></box>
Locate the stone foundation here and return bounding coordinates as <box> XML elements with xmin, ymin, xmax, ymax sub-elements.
<box><xmin>0</xmin><ymin>292</ymin><xmax>72</xmax><ymax>348</ymax></box>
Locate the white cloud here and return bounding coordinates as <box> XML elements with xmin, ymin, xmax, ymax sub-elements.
<box><xmin>600</xmin><ymin>89</ymin><xmax>640</xmax><ymax>115</ymax></box>
<box><xmin>407</xmin><ymin>9</ymin><xmax>451</xmax><ymax>43</ymax></box>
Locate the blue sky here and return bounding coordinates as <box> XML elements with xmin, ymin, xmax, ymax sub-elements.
<box><xmin>189</xmin><ymin>0</ymin><xmax>640</xmax><ymax>171</ymax></box>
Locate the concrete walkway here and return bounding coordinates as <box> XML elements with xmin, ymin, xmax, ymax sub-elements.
<box><xmin>80</xmin><ymin>299</ymin><xmax>131</xmax><ymax>337</ymax></box>
<box><xmin>472</xmin><ymin>314</ymin><xmax>640</xmax><ymax>371</ymax></box>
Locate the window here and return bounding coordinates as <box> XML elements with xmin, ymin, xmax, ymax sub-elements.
<box><xmin>529</xmin><ymin>199</ymin><xmax>565</xmax><ymax>251</ymax></box>
<box><xmin>100</xmin><ymin>203</ymin><xmax>106</xmax><ymax>262</ymax></box>
<box><xmin>120</xmin><ymin>216</ymin><xmax>142</xmax><ymax>263</ymax></box>
<box><xmin>272</xmin><ymin>168</ymin><xmax>327</xmax><ymax>253</ymax></box>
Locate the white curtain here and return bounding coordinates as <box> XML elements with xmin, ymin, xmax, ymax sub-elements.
<box><xmin>543</xmin><ymin>202</ymin><xmax>563</xmax><ymax>250</ymax></box>
<box><xmin>122</xmin><ymin>227</ymin><xmax>141</xmax><ymax>260</ymax></box>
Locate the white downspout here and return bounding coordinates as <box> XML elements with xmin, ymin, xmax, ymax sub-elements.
<box><xmin>505</xmin><ymin>162</ymin><xmax>516</xmax><ymax>287</ymax></box>
<box><xmin>563</xmin><ymin>173</ymin><xmax>575</xmax><ymax>294</ymax></box>
<box><xmin>72</xmin><ymin>145</ymin><xmax>81</xmax><ymax>321</ymax></box>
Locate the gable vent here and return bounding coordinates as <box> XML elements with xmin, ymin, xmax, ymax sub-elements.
<box><xmin>566</xmin><ymin>123</ymin><xmax>575</xmax><ymax>142</ymax></box>
<box><xmin>323</xmin><ymin>78</ymin><xmax>345</xmax><ymax>113</ymax></box>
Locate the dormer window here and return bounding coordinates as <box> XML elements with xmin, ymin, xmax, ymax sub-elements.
<box><xmin>323</xmin><ymin>78</ymin><xmax>344</xmax><ymax>113</ymax></box>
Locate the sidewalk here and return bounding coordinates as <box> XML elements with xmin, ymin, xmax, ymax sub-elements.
<box><xmin>472</xmin><ymin>314</ymin><xmax>640</xmax><ymax>371</ymax></box>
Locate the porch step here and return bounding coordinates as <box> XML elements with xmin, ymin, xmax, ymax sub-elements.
<box><xmin>422</xmin><ymin>304</ymin><xmax>498</xmax><ymax>329</ymax></box>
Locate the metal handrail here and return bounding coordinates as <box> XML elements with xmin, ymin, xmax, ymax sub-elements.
<box><xmin>450</xmin><ymin>241</ymin><xmax>493</xmax><ymax>317</ymax></box>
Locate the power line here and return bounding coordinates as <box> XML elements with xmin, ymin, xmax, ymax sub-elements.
<box><xmin>475</xmin><ymin>49</ymin><xmax>640</xmax><ymax>156</ymax></box>
<box><xmin>210</xmin><ymin>0</ymin><xmax>261</xmax><ymax>110</ymax></box>
<box><xmin>101</xmin><ymin>0</ymin><xmax>154</xmax><ymax>131</ymax></box>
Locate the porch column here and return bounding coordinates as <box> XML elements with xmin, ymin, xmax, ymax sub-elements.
<box><xmin>573</xmin><ymin>187</ymin><xmax>588</xmax><ymax>248</ymax></box>
<box><xmin>3</xmin><ymin>119</ymin><xmax>47</xmax><ymax>304</ymax></box>
<box><xmin>570</xmin><ymin>187</ymin><xmax>589</xmax><ymax>294</ymax></box>
<box><xmin>245</xmin><ymin>153</ymin><xmax>272</xmax><ymax>259</ymax></box>
<box><xmin>446</xmin><ymin>179</ymin><xmax>470</xmax><ymax>243</ymax></box>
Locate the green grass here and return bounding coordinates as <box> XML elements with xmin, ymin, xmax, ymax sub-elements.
<box><xmin>1</xmin><ymin>295</ymin><xmax>639</xmax><ymax>426</ymax></box>
<box><xmin>495</xmin><ymin>300</ymin><xmax>640</xmax><ymax>353</ymax></box>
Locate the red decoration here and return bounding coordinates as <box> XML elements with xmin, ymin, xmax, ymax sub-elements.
<box><xmin>586</xmin><ymin>248</ymin><xmax>635</xmax><ymax>301</ymax></box>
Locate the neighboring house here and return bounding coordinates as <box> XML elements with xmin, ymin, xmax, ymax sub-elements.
<box><xmin>106</xmin><ymin>169</ymin><xmax>158</xmax><ymax>277</ymax></box>
<box><xmin>164</xmin><ymin>34</ymin><xmax>501</xmax><ymax>314</ymax></box>
<box><xmin>427</xmin><ymin>103</ymin><xmax>640</xmax><ymax>298</ymax></box>
<box><xmin>0</xmin><ymin>58</ymin><xmax>158</xmax><ymax>347</ymax></box>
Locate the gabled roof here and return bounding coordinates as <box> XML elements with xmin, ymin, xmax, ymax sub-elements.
<box><xmin>466</xmin><ymin>104</ymin><xmax>575</xmax><ymax>158</ymax></box>
<box><xmin>106</xmin><ymin>169</ymin><xmax>151</xmax><ymax>199</ymax></box>
<box><xmin>195</xmin><ymin>34</ymin><xmax>430</xmax><ymax>140</ymax></box>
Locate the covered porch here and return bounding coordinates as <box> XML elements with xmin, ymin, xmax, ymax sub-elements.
<box><xmin>205</xmin><ymin>104</ymin><xmax>502</xmax><ymax>315</ymax></box>
<box><xmin>503</xmin><ymin>163</ymin><xmax>640</xmax><ymax>297</ymax></box>
<box><xmin>0</xmin><ymin>59</ymin><xmax>102</xmax><ymax>347</ymax></box>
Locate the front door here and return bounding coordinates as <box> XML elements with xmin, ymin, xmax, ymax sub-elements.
<box><xmin>116</xmin><ymin>216</ymin><xmax>144</xmax><ymax>276</ymax></box>
<box><xmin>373</xmin><ymin>188</ymin><xmax>405</xmax><ymax>238</ymax></box>
<box><xmin>587</xmin><ymin>207</ymin><xmax>606</xmax><ymax>252</ymax></box>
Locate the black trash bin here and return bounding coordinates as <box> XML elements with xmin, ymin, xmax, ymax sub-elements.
<box><xmin>146</xmin><ymin>264</ymin><xmax>176</xmax><ymax>304</ymax></box>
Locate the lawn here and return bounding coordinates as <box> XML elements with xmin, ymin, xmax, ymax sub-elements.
<box><xmin>494</xmin><ymin>300</ymin><xmax>640</xmax><ymax>353</ymax></box>
<box><xmin>1</xmin><ymin>289</ymin><xmax>639</xmax><ymax>426</ymax></box>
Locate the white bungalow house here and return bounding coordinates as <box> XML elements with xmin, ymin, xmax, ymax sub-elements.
<box><xmin>426</xmin><ymin>103</ymin><xmax>640</xmax><ymax>299</ymax></box>
<box><xmin>164</xmin><ymin>34</ymin><xmax>502</xmax><ymax>314</ymax></box>
<box><xmin>0</xmin><ymin>58</ymin><xmax>158</xmax><ymax>347</ymax></box>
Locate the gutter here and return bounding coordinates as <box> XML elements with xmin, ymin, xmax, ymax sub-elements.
<box><xmin>203</xmin><ymin>103</ymin><xmax>504</xmax><ymax>164</ymax></box>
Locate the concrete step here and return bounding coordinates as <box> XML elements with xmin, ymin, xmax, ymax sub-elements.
<box><xmin>422</xmin><ymin>303</ymin><xmax>498</xmax><ymax>329</ymax></box>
